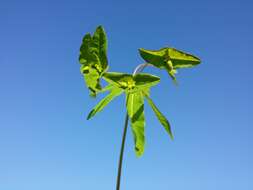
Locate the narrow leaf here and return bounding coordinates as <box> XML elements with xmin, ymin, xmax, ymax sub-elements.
<box><xmin>145</xmin><ymin>95</ymin><xmax>173</xmax><ymax>140</ymax></box>
<box><xmin>87</xmin><ymin>87</ymin><xmax>123</xmax><ymax>120</ymax></box>
<box><xmin>127</xmin><ymin>92</ymin><xmax>145</xmax><ymax>157</ymax></box>
<box><xmin>99</xmin><ymin>84</ymin><xmax>114</xmax><ymax>93</ymax></box>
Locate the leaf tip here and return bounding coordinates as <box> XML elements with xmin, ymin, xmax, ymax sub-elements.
<box><xmin>173</xmin><ymin>79</ymin><xmax>179</xmax><ymax>86</ymax></box>
<box><xmin>135</xmin><ymin>146</ymin><xmax>144</xmax><ymax>158</ymax></box>
<box><xmin>86</xmin><ymin>111</ymin><xmax>94</xmax><ymax>120</ymax></box>
<box><xmin>170</xmin><ymin>133</ymin><xmax>174</xmax><ymax>141</ymax></box>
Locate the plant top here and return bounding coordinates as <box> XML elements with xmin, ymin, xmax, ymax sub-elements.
<box><xmin>79</xmin><ymin>25</ymin><xmax>201</xmax><ymax>157</ymax></box>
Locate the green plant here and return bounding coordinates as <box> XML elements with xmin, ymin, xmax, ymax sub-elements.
<box><xmin>78</xmin><ymin>25</ymin><xmax>201</xmax><ymax>190</ymax></box>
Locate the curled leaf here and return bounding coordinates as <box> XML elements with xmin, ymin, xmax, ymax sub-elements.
<box><xmin>139</xmin><ymin>47</ymin><xmax>201</xmax><ymax>83</ymax></box>
<box><xmin>79</xmin><ymin>26</ymin><xmax>109</xmax><ymax>97</ymax></box>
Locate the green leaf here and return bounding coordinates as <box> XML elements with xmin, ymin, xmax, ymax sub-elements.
<box><xmin>79</xmin><ymin>26</ymin><xmax>109</xmax><ymax>96</ymax></box>
<box><xmin>90</xmin><ymin>26</ymin><xmax>108</xmax><ymax>71</ymax></box>
<box><xmin>164</xmin><ymin>61</ymin><xmax>178</xmax><ymax>85</ymax></box>
<box><xmin>103</xmin><ymin>72</ymin><xmax>132</xmax><ymax>88</ymax></box>
<box><xmin>103</xmin><ymin>72</ymin><xmax>160</xmax><ymax>93</ymax></box>
<box><xmin>145</xmin><ymin>95</ymin><xmax>173</xmax><ymax>140</ymax></box>
<box><xmin>99</xmin><ymin>84</ymin><xmax>114</xmax><ymax>93</ymax></box>
<box><xmin>139</xmin><ymin>47</ymin><xmax>201</xmax><ymax>83</ymax></box>
<box><xmin>168</xmin><ymin>48</ymin><xmax>201</xmax><ymax>69</ymax></box>
<box><xmin>79</xmin><ymin>34</ymin><xmax>99</xmax><ymax>66</ymax></box>
<box><xmin>81</xmin><ymin>66</ymin><xmax>102</xmax><ymax>97</ymax></box>
<box><xmin>133</xmin><ymin>73</ymin><xmax>160</xmax><ymax>90</ymax></box>
<box><xmin>127</xmin><ymin>92</ymin><xmax>145</xmax><ymax>157</ymax></box>
<box><xmin>138</xmin><ymin>48</ymin><xmax>167</xmax><ymax>69</ymax></box>
<box><xmin>87</xmin><ymin>87</ymin><xmax>123</xmax><ymax>120</ymax></box>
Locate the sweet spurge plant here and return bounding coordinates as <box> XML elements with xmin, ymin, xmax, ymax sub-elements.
<box><xmin>78</xmin><ymin>25</ymin><xmax>201</xmax><ymax>190</ymax></box>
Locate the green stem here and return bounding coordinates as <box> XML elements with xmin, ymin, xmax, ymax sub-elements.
<box><xmin>116</xmin><ymin>63</ymin><xmax>150</xmax><ymax>190</ymax></box>
<box><xmin>116</xmin><ymin>113</ymin><xmax>129</xmax><ymax>190</ymax></box>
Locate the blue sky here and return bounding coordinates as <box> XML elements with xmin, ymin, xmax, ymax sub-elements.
<box><xmin>0</xmin><ymin>0</ymin><xmax>252</xmax><ymax>189</ymax></box>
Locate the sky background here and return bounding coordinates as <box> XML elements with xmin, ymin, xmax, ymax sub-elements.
<box><xmin>1</xmin><ymin>0</ymin><xmax>253</xmax><ymax>189</ymax></box>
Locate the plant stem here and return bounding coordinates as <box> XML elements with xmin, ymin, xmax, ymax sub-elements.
<box><xmin>116</xmin><ymin>63</ymin><xmax>150</xmax><ymax>190</ymax></box>
<box><xmin>133</xmin><ymin>63</ymin><xmax>153</xmax><ymax>75</ymax></box>
<box><xmin>116</xmin><ymin>113</ymin><xmax>129</xmax><ymax>190</ymax></box>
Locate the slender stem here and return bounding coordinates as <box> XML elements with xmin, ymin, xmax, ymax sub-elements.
<box><xmin>133</xmin><ymin>63</ymin><xmax>153</xmax><ymax>75</ymax></box>
<box><xmin>116</xmin><ymin>114</ymin><xmax>129</xmax><ymax>190</ymax></box>
<box><xmin>116</xmin><ymin>63</ymin><xmax>150</xmax><ymax>190</ymax></box>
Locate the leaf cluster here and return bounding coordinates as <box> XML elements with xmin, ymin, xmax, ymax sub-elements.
<box><xmin>79</xmin><ymin>26</ymin><xmax>201</xmax><ymax>156</ymax></box>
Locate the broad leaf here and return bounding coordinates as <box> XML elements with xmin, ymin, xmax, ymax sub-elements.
<box><xmin>134</xmin><ymin>73</ymin><xmax>160</xmax><ymax>90</ymax></box>
<box><xmin>145</xmin><ymin>95</ymin><xmax>173</xmax><ymax>140</ymax></box>
<box><xmin>103</xmin><ymin>72</ymin><xmax>132</xmax><ymax>89</ymax></box>
<box><xmin>103</xmin><ymin>72</ymin><xmax>160</xmax><ymax>93</ymax></box>
<box><xmin>138</xmin><ymin>48</ymin><xmax>167</xmax><ymax>69</ymax></box>
<box><xmin>79</xmin><ymin>26</ymin><xmax>109</xmax><ymax>97</ymax></box>
<box><xmin>79</xmin><ymin>34</ymin><xmax>99</xmax><ymax>66</ymax></box>
<box><xmin>168</xmin><ymin>48</ymin><xmax>201</xmax><ymax>69</ymax></box>
<box><xmin>87</xmin><ymin>87</ymin><xmax>123</xmax><ymax>120</ymax></box>
<box><xmin>139</xmin><ymin>47</ymin><xmax>201</xmax><ymax>83</ymax></box>
<box><xmin>127</xmin><ymin>92</ymin><xmax>145</xmax><ymax>157</ymax></box>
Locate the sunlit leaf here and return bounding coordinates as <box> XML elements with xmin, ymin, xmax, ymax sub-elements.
<box><xmin>103</xmin><ymin>72</ymin><xmax>132</xmax><ymax>88</ymax></box>
<box><xmin>103</xmin><ymin>72</ymin><xmax>160</xmax><ymax>93</ymax></box>
<box><xmin>99</xmin><ymin>84</ymin><xmax>114</xmax><ymax>93</ymax></box>
<box><xmin>127</xmin><ymin>92</ymin><xmax>145</xmax><ymax>157</ymax></box>
<box><xmin>81</xmin><ymin>65</ymin><xmax>102</xmax><ymax>97</ymax></box>
<box><xmin>134</xmin><ymin>73</ymin><xmax>160</xmax><ymax>90</ymax></box>
<box><xmin>90</xmin><ymin>26</ymin><xmax>108</xmax><ymax>71</ymax></box>
<box><xmin>145</xmin><ymin>94</ymin><xmax>173</xmax><ymax>140</ymax></box>
<box><xmin>139</xmin><ymin>47</ymin><xmax>201</xmax><ymax>83</ymax></box>
<box><xmin>168</xmin><ymin>48</ymin><xmax>201</xmax><ymax>69</ymax></box>
<box><xmin>79</xmin><ymin>26</ymin><xmax>109</xmax><ymax>96</ymax></box>
<box><xmin>138</xmin><ymin>48</ymin><xmax>167</xmax><ymax>69</ymax></box>
<box><xmin>87</xmin><ymin>87</ymin><xmax>123</xmax><ymax>120</ymax></box>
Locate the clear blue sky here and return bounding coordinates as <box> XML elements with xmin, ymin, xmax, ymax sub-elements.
<box><xmin>1</xmin><ymin>0</ymin><xmax>252</xmax><ymax>189</ymax></box>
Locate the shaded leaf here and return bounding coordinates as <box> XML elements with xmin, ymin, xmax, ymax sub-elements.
<box><xmin>79</xmin><ymin>34</ymin><xmax>99</xmax><ymax>65</ymax></box>
<box><xmin>145</xmin><ymin>94</ymin><xmax>173</xmax><ymax>140</ymax></box>
<box><xmin>87</xmin><ymin>87</ymin><xmax>123</xmax><ymax>120</ymax></box>
<box><xmin>127</xmin><ymin>92</ymin><xmax>145</xmax><ymax>157</ymax></box>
